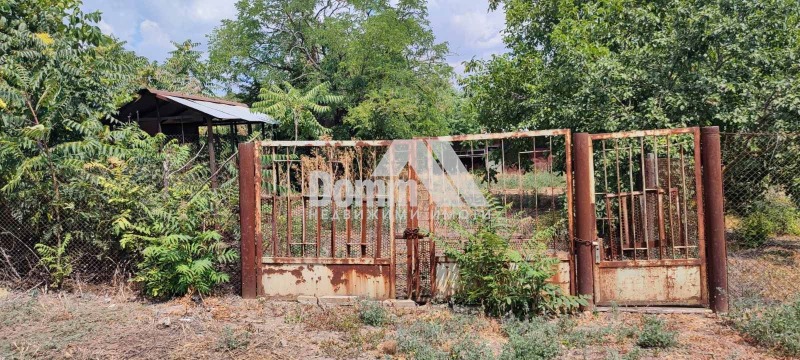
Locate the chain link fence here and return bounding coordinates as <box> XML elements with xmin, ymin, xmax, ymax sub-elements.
<box><xmin>0</xmin><ymin>131</ymin><xmax>247</xmax><ymax>291</ymax></box>
<box><xmin>722</xmin><ymin>132</ymin><xmax>800</xmax><ymax>306</ymax></box>
<box><xmin>4</xmin><ymin>129</ymin><xmax>800</xmax><ymax>305</ymax></box>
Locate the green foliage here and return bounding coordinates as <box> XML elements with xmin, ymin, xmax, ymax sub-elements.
<box><xmin>356</xmin><ymin>300</ymin><xmax>389</xmax><ymax>327</ymax></box>
<box><xmin>468</xmin><ymin>0</ymin><xmax>800</xmax><ymax>133</ymax></box>
<box><xmin>635</xmin><ymin>316</ymin><xmax>677</xmax><ymax>349</ymax></box>
<box><xmin>135</xmin><ymin>40</ymin><xmax>219</xmax><ymax>96</ymax></box>
<box><xmin>209</xmin><ymin>0</ymin><xmax>456</xmax><ymax>140</ymax></box>
<box><xmin>395</xmin><ymin>315</ymin><xmax>494</xmax><ymax>360</ymax></box>
<box><xmin>729</xmin><ymin>298</ymin><xmax>800</xmax><ymax>356</ymax></box>
<box><xmin>216</xmin><ymin>326</ymin><xmax>251</xmax><ymax>351</ymax></box>
<box><xmin>737</xmin><ymin>195</ymin><xmax>800</xmax><ymax>248</ymax></box>
<box><xmin>33</xmin><ymin>235</ymin><xmax>72</xmax><ymax>288</ymax></box>
<box><xmin>444</xmin><ymin>195</ymin><xmax>586</xmax><ymax>317</ymax></box>
<box><xmin>499</xmin><ymin>318</ymin><xmax>561</xmax><ymax>360</ymax></box>
<box><xmin>253</xmin><ymin>82</ymin><xmax>342</xmax><ymax>140</ymax></box>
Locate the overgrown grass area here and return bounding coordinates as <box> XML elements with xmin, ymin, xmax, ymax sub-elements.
<box><xmin>0</xmin><ymin>290</ymin><xmax>780</xmax><ymax>359</ymax></box>
<box><xmin>728</xmin><ymin>298</ymin><xmax>800</xmax><ymax>357</ymax></box>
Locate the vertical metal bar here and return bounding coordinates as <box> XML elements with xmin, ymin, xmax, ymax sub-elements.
<box><xmin>701</xmin><ymin>126</ymin><xmax>727</xmax><ymax>313</ymax></box>
<box><xmin>207</xmin><ymin>117</ymin><xmax>218</xmax><ymax>189</ymax></box>
<box><xmin>639</xmin><ymin>137</ymin><xmax>650</xmax><ymax>260</ymax></box>
<box><xmin>238</xmin><ymin>142</ymin><xmax>258</xmax><ymax>298</ymax></box>
<box><xmin>694</xmin><ymin>127</ymin><xmax>709</xmax><ymax>306</ymax></box>
<box><xmin>388</xmin><ymin>145</ymin><xmax>396</xmax><ymax>298</ymax></box>
<box><xmin>602</xmin><ymin>141</ymin><xmax>616</xmax><ymax>260</ymax></box>
<box><xmin>615</xmin><ymin>139</ymin><xmax>625</xmax><ymax>255</ymax></box>
<box><xmin>271</xmin><ymin>148</ymin><xmax>278</xmax><ymax>257</ymax></box>
<box><xmin>285</xmin><ymin>147</ymin><xmax>292</xmax><ymax>257</ymax></box>
<box><xmin>572</xmin><ymin>133</ymin><xmax>595</xmax><ymax>309</ymax></box>
<box><xmin>652</xmin><ymin>137</ymin><xmax>667</xmax><ymax>260</ymax></box>
<box><xmin>564</xmin><ymin>131</ymin><xmax>575</xmax><ymax>295</ymax></box>
<box><xmin>301</xmin><ymin>162</ymin><xmax>306</xmax><ymax>257</ymax></box>
<box><xmin>376</xmin><ymin>206</ymin><xmax>383</xmax><ymax>259</ymax></box>
<box><xmin>666</xmin><ymin>136</ymin><xmax>675</xmax><ymax>259</ymax></box>
<box><xmin>680</xmin><ymin>146</ymin><xmax>689</xmax><ymax>258</ymax></box>
<box><xmin>501</xmin><ymin>139</ymin><xmax>507</xmax><ymax>207</ymax></box>
<box><xmin>330</xmin><ymin>148</ymin><xmax>337</xmax><ymax>258</ymax></box>
<box><xmin>628</xmin><ymin>142</ymin><xmax>637</xmax><ymax>261</ymax></box>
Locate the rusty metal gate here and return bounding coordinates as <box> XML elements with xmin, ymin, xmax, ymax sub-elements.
<box><xmin>584</xmin><ymin>128</ymin><xmax>708</xmax><ymax>306</ymax></box>
<box><xmin>239</xmin><ymin>130</ymin><xmax>576</xmax><ymax>301</ymax></box>
<box><xmin>241</xmin><ymin>127</ymin><xmax>727</xmax><ymax>309</ymax></box>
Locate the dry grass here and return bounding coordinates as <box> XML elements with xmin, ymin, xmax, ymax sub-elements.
<box><xmin>0</xmin><ymin>289</ymin><xmax>785</xmax><ymax>359</ymax></box>
<box><xmin>728</xmin><ymin>237</ymin><xmax>800</xmax><ymax>304</ymax></box>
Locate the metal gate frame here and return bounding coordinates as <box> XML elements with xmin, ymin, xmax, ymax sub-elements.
<box><xmin>240</xmin><ymin>127</ymin><xmax>729</xmax><ymax>311</ymax></box>
<box><xmin>573</xmin><ymin>127</ymin><xmax>728</xmax><ymax>311</ymax></box>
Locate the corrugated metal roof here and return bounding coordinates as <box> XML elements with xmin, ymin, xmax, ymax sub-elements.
<box><xmin>164</xmin><ymin>95</ymin><xmax>277</xmax><ymax>124</ymax></box>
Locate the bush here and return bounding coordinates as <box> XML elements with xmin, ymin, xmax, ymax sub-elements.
<box><xmin>729</xmin><ymin>298</ymin><xmax>800</xmax><ymax>356</ymax></box>
<box><xmin>447</xmin><ymin>229</ymin><xmax>585</xmax><ymax>317</ymax></box>
<box><xmin>737</xmin><ymin>195</ymin><xmax>800</xmax><ymax>248</ymax></box>
<box><xmin>499</xmin><ymin>318</ymin><xmax>561</xmax><ymax>360</ymax></box>
<box><xmin>444</xmin><ymin>195</ymin><xmax>585</xmax><ymax>318</ymax></box>
<box><xmin>357</xmin><ymin>300</ymin><xmax>389</xmax><ymax>326</ymax></box>
<box><xmin>635</xmin><ymin>316</ymin><xmax>677</xmax><ymax>349</ymax></box>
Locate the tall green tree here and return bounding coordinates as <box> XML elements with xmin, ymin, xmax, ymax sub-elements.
<box><xmin>253</xmin><ymin>82</ymin><xmax>342</xmax><ymax>140</ymax></box>
<box><xmin>135</xmin><ymin>40</ymin><xmax>218</xmax><ymax>96</ymax></box>
<box><xmin>209</xmin><ymin>0</ymin><xmax>455</xmax><ymax>139</ymax></box>
<box><xmin>465</xmin><ymin>0</ymin><xmax>800</xmax><ymax>133</ymax></box>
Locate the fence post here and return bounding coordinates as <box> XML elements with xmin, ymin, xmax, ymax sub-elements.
<box><xmin>573</xmin><ymin>132</ymin><xmax>595</xmax><ymax>309</ymax></box>
<box><xmin>239</xmin><ymin>142</ymin><xmax>261</xmax><ymax>299</ymax></box>
<box><xmin>701</xmin><ymin>126</ymin><xmax>729</xmax><ymax>313</ymax></box>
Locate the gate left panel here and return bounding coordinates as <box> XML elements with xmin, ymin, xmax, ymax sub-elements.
<box><xmin>257</xmin><ymin>140</ymin><xmax>395</xmax><ymax>299</ymax></box>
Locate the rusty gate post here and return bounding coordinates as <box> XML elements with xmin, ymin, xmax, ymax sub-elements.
<box><xmin>573</xmin><ymin>133</ymin><xmax>595</xmax><ymax>309</ymax></box>
<box><xmin>701</xmin><ymin>126</ymin><xmax>729</xmax><ymax>313</ymax></box>
<box><xmin>239</xmin><ymin>142</ymin><xmax>261</xmax><ymax>299</ymax></box>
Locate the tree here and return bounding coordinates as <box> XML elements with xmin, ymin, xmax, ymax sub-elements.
<box><xmin>253</xmin><ymin>82</ymin><xmax>342</xmax><ymax>140</ymax></box>
<box><xmin>466</xmin><ymin>0</ymin><xmax>800</xmax><ymax>133</ymax></box>
<box><xmin>135</xmin><ymin>40</ymin><xmax>218</xmax><ymax>96</ymax></box>
<box><xmin>209</xmin><ymin>0</ymin><xmax>455</xmax><ymax>139</ymax></box>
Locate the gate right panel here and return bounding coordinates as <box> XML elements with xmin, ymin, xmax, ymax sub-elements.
<box><xmin>589</xmin><ymin>128</ymin><xmax>708</xmax><ymax>306</ymax></box>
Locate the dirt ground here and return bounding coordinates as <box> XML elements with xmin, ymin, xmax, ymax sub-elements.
<box><xmin>0</xmin><ymin>288</ymin><xmax>785</xmax><ymax>360</ymax></box>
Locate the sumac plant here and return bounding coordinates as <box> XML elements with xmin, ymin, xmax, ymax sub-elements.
<box><xmin>444</xmin><ymin>195</ymin><xmax>586</xmax><ymax>317</ymax></box>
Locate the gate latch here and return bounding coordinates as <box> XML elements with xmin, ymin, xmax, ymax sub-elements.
<box><xmin>593</xmin><ymin>241</ymin><xmax>600</xmax><ymax>264</ymax></box>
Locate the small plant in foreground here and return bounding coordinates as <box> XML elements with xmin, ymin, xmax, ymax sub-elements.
<box><xmin>216</xmin><ymin>326</ymin><xmax>250</xmax><ymax>351</ymax></box>
<box><xmin>500</xmin><ymin>318</ymin><xmax>561</xmax><ymax>360</ymax></box>
<box><xmin>636</xmin><ymin>316</ymin><xmax>677</xmax><ymax>349</ymax></box>
<box><xmin>728</xmin><ymin>298</ymin><xmax>800</xmax><ymax>356</ymax></box>
<box><xmin>357</xmin><ymin>300</ymin><xmax>389</xmax><ymax>326</ymax></box>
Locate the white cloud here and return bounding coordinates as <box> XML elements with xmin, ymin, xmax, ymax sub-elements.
<box><xmin>134</xmin><ymin>20</ymin><xmax>174</xmax><ymax>60</ymax></box>
<box><xmin>449</xmin><ymin>10</ymin><xmax>504</xmax><ymax>50</ymax></box>
<box><xmin>97</xmin><ymin>20</ymin><xmax>114</xmax><ymax>36</ymax></box>
<box><xmin>189</xmin><ymin>0</ymin><xmax>237</xmax><ymax>22</ymax></box>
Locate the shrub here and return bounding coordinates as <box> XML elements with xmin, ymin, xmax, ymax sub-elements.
<box><xmin>396</xmin><ymin>321</ymin><xmax>449</xmax><ymax>360</ymax></box>
<box><xmin>729</xmin><ymin>298</ymin><xmax>800</xmax><ymax>356</ymax></box>
<box><xmin>736</xmin><ymin>195</ymin><xmax>800</xmax><ymax>248</ymax></box>
<box><xmin>499</xmin><ymin>318</ymin><xmax>561</xmax><ymax>360</ymax></box>
<box><xmin>447</xmin><ymin>229</ymin><xmax>585</xmax><ymax>317</ymax></box>
<box><xmin>635</xmin><ymin>316</ymin><xmax>677</xmax><ymax>349</ymax></box>
<box><xmin>444</xmin><ymin>195</ymin><xmax>585</xmax><ymax>318</ymax></box>
<box><xmin>357</xmin><ymin>300</ymin><xmax>389</xmax><ymax>326</ymax></box>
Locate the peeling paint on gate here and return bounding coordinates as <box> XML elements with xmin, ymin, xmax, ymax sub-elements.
<box><xmin>261</xmin><ymin>260</ymin><xmax>392</xmax><ymax>299</ymax></box>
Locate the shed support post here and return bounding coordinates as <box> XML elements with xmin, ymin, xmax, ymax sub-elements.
<box><xmin>207</xmin><ymin>117</ymin><xmax>218</xmax><ymax>189</ymax></box>
<box><xmin>573</xmin><ymin>133</ymin><xmax>595</xmax><ymax>310</ymax></box>
<box><xmin>701</xmin><ymin>126</ymin><xmax>728</xmax><ymax>313</ymax></box>
<box><xmin>239</xmin><ymin>142</ymin><xmax>262</xmax><ymax>298</ymax></box>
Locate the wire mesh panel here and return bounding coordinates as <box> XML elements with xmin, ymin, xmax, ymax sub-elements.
<box><xmin>421</xmin><ymin>130</ymin><xmax>574</xmax><ymax>257</ymax></box>
<box><xmin>721</xmin><ymin>132</ymin><xmax>800</xmax><ymax>305</ymax></box>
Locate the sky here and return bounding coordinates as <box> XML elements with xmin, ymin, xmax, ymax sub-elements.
<box><xmin>80</xmin><ymin>0</ymin><xmax>508</xmax><ymax>77</ymax></box>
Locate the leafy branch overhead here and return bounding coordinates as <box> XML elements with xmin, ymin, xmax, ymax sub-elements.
<box><xmin>253</xmin><ymin>82</ymin><xmax>343</xmax><ymax>141</ymax></box>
